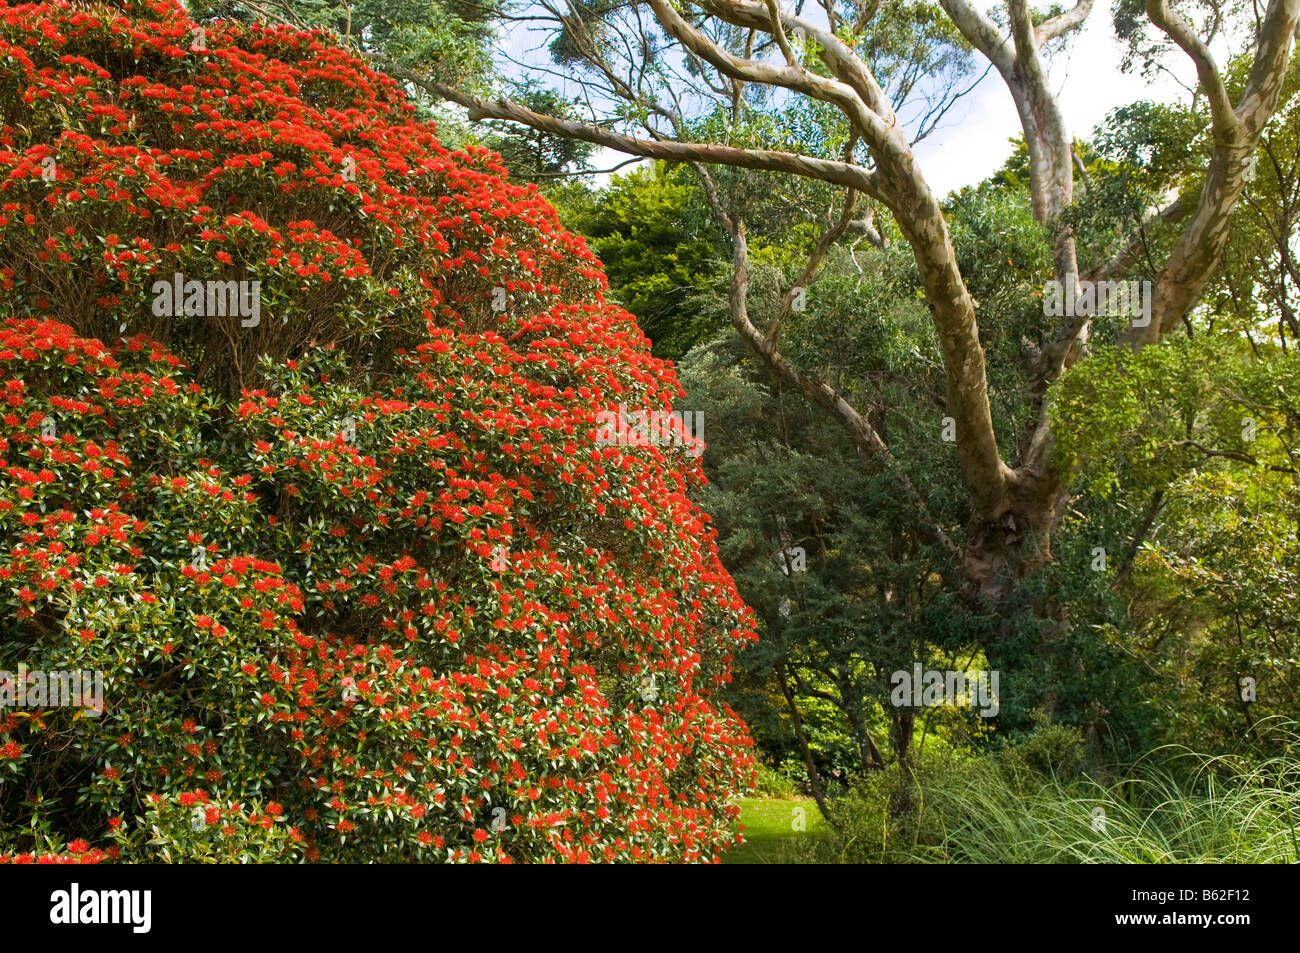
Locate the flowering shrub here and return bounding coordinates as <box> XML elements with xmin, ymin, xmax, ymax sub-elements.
<box><xmin>0</xmin><ymin>0</ymin><xmax>756</xmax><ymax>862</ymax></box>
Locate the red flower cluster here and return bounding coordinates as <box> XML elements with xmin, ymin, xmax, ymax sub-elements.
<box><xmin>0</xmin><ymin>0</ymin><xmax>756</xmax><ymax>863</ymax></box>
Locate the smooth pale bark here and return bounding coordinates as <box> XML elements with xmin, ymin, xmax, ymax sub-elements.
<box><xmin>381</xmin><ymin>63</ymin><xmax>881</xmax><ymax>194</ymax></box>
<box><xmin>692</xmin><ymin>0</ymin><xmax>1013</xmax><ymax>520</ymax></box>
<box><xmin>940</xmin><ymin>0</ymin><xmax>1082</xmax><ymax>313</ymax></box>
<box><xmin>881</xmin><ymin>180</ymin><xmax>1014</xmax><ymax>518</ymax></box>
<box><xmin>1133</xmin><ymin>0</ymin><xmax>1300</xmax><ymax>345</ymax></box>
<box><xmin>942</xmin><ymin>0</ymin><xmax>1298</xmax><ymax>595</ymax></box>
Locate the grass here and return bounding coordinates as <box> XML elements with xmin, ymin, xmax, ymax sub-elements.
<box><xmin>724</xmin><ymin>798</ymin><xmax>829</xmax><ymax>864</ymax></box>
<box><xmin>908</xmin><ymin>746</ymin><xmax>1300</xmax><ymax>863</ymax></box>
<box><xmin>724</xmin><ymin>725</ymin><xmax>1300</xmax><ymax>864</ymax></box>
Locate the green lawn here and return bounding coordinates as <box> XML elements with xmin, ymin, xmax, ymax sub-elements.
<box><xmin>723</xmin><ymin>798</ymin><xmax>829</xmax><ymax>864</ymax></box>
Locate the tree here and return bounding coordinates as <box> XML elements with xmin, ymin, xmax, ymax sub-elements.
<box><xmin>380</xmin><ymin>0</ymin><xmax>1298</xmax><ymax>613</ymax></box>
<box><xmin>186</xmin><ymin>1</ymin><xmax>599</xmax><ymax>182</ymax></box>
<box><xmin>188</xmin><ymin>0</ymin><xmax>499</xmax><ymax>82</ymax></box>
<box><xmin>1053</xmin><ymin>334</ymin><xmax>1300</xmax><ymax>754</ymax></box>
<box><xmin>479</xmin><ymin>82</ymin><xmax>600</xmax><ymax>183</ymax></box>
<box><xmin>551</xmin><ymin>162</ymin><xmax>727</xmax><ymax>359</ymax></box>
<box><xmin>677</xmin><ymin>280</ymin><xmax>983</xmax><ymax>804</ymax></box>
<box><xmin>0</xmin><ymin>0</ymin><xmax>755</xmax><ymax>863</ymax></box>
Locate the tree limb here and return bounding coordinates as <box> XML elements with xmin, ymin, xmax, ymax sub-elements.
<box><xmin>1131</xmin><ymin>0</ymin><xmax>1300</xmax><ymax>345</ymax></box>
<box><xmin>937</xmin><ymin>0</ymin><xmax>1014</xmax><ymax>72</ymax></box>
<box><xmin>378</xmin><ymin>60</ymin><xmax>882</xmax><ymax>194</ymax></box>
<box><xmin>647</xmin><ymin>0</ymin><xmax>895</xmax><ymax>151</ymax></box>
<box><xmin>1036</xmin><ymin>0</ymin><xmax>1095</xmax><ymax>44</ymax></box>
<box><xmin>1146</xmin><ymin>0</ymin><xmax>1236</xmax><ymax>134</ymax></box>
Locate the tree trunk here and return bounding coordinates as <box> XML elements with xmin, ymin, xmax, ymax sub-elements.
<box><xmin>776</xmin><ymin>663</ymin><xmax>833</xmax><ymax>822</ymax></box>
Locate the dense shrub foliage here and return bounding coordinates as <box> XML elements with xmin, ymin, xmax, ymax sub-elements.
<box><xmin>0</xmin><ymin>0</ymin><xmax>756</xmax><ymax>862</ymax></box>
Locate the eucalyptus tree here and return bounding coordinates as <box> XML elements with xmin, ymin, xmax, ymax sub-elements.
<box><xmin>376</xmin><ymin>0</ymin><xmax>1299</xmax><ymax>612</ymax></box>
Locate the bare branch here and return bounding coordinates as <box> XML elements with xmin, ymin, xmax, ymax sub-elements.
<box><xmin>844</xmin><ymin>208</ymin><xmax>887</xmax><ymax>248</ymax></box>
<box><xmin>1146</xmin><ymin>0</ymin><xmax>1236</xmax><ymax>134</ymax></box>
<box><xmin>1131</xmin><ymin>0</ymin><xmax>1300</xmax><ymax>344</ymax></box>
<box><xmin>535</xmin><ymin>156</ymin><xmax>645</xmax><ymax>178</ymax></box>
<box><xmin>1035</xmin><ymin>0</ymin><xmax>1095</xmax><ymax>44</ymax></box>
<box><xmin>699</xmin><ymin>0</ymin><xmax>895</xmax><ymax>118</ymax></box>
<box><xmin>668</xmin><ymin>2</ymin><xmax>1010</xmax><ymax>516</ymax></box>
<box><xmin>378</xmin><ymin>60</ymin><xmax>881</xmax><ymax>194</ymax></box>
<box><xmin>764</xmin><ymin>0</ymin><xmax>798</xmax><ymax>67</ymax></box>
<box><xmin>646</xmin><ymin>0</ymin><xmax>894</xmax><ymax>151</ymax></box>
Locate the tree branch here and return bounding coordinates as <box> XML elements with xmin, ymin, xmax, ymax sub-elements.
<box><xmin>1130</xmin><ymin>0</ymin><xmax>1300</xmax><ymax>345</ymax></box>
<box><xmin>1035</xmin><ymin>0</ymin><xmax>1095</xmax><ymax>44</ymax></box>
<box><xmin>647</xmin><ymin>0</ymin><xmax>895</xmax><ymax>151</ymax></box>
<box><xmin>1146</xmin><ymin>0</ymin><xmax>1236</xmax><ymax>134</ymax></box>
<box><xmin>938</xmin><ymin>0</ymin><xmax>1014</xmax><ymax>72</ymax></box>
<box><xmin>699</xmin><ymin>0</ymin><xmax>896</xmax><ymax>119</ymax></box>
<box><xmin>378</xmin><ymin>60</ymin><xmax>881</xmax><ymax>194</ymax></box>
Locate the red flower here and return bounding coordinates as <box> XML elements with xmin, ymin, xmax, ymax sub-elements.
<box><xmin>0</xmin><ymin>0</ymin><xmax>756</xmax><ymax>867</ymax></box>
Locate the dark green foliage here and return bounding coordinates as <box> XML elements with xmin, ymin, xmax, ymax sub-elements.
<box><xmin>189</xmin><ymin>0</ymin><xmax>499</xmax><ymax>81</ymax></box>
<box><xmin>553</xmin><ymin>164</ymin><xmax>727</xmax><ymax>360</ymax></box>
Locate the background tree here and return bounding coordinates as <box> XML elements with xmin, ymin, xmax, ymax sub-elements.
<box><xmin>535</xmin><ymin>22</ymin><xmax>1300</xmax><ymax>798</ymax></box>
<box><xmin>380</xmin><ymin>0</ymin><xmax>1297</xmax><ymax>606</ymax></box>
<box><xmin>189</xmin><ymin>0</ymin><xmax>499</xmax><ymax>80</ymax></box>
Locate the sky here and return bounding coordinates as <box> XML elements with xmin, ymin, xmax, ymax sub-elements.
<box><xmin>541</xmin><ymin>4</ymin><xmax>1202</xmax><ymax>199</ymax></box>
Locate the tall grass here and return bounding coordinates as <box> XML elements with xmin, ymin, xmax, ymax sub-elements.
<box><xmin>810</xmin><ymin>721</ymin><xmax>1300</xmax><ymax>864</ymax></box>
<box><xmin>911</xmin><ymin>748</ymin><xmax>1300</xmax><ymax>863</ymax></box>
